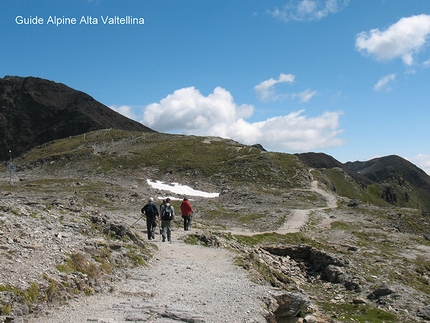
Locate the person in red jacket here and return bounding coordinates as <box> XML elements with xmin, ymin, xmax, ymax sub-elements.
<box><xmin>180</xmin><ymin>197</ymin><xmax>194</xmax><ymax>231</ymax></box>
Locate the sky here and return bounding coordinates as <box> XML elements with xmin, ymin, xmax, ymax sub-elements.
<box><xmin>1</xmin><ymin>0</ymin><xmax>430</xmax><ymax>174</ymax></box>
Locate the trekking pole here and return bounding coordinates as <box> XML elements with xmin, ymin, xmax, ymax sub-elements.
<box><xmin>129</xmin><ymin>213</ymin><xmax>145</xmax><ymax>230</ymax></box>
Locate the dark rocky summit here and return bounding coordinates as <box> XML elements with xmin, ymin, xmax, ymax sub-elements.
<box><xmin>345</xmin><ymin>154</ymin><xmax>430</xmax><ymax>196</ymax></box>
<box><xmin>0</xmin><ymin>76</ymin><xmax>155</xmax><ymax>160</ymax></box>
<box><xmin>297</xmin><ymin>152</ymin><xmax>430</xmax><ymax>212</ymax></box>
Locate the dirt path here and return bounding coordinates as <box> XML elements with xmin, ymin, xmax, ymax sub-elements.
<box><xmin>26</xmin><ymin>232</ymin><xmax>268</xmax><ymax>323</ymax></box>
<box><xmin>25</xmin><ymin>175</ymin><xmax>337</xmax><ymax>323</ymax></box>
<box><xmin>278</xmin><ymin>178</ymin><xmax>338</xmax><ymax>234</ymax></box>
<box><xmin>230</xmin><ymin>172</ymin><xmax>338</xmax><ymax>236</ymax></box>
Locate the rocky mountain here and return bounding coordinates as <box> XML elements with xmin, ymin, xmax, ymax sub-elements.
<box><xmin>345</xmin><ymin>155</ymin><xmax>430</xmax><ymax>196</ymax></box>
<box><xmin>295</xmin><ymin>152</ymin><xmax>374</xmax><ymax>186</ymax></box>
<box><xmin>0</xmin><ymin>76</ymin><xmax>155</xmax><ymax>161</ymax></box>
<box><xmin>297</xmin><ymin>152</ymin><xmax>430</xmax><ymax>212</ymax></box>
<box><xmin>1</xmin><ymin>78</ymin><xmax>430</xmax><ymax>322</ymax></box>
<box><xmin>1</xmin><ymin>129</ymin><xmax>430</xmax><ymax>322</ymax></box>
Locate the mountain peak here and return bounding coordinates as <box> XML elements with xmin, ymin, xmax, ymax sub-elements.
<box><xmin>0</xmin><ymin>76</ymin><xmax>155</xmax><ymax>160</ymax></box>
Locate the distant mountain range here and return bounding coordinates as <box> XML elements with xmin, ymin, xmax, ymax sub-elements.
<box><xmin>2</xmin><ymin>76</ymin><xmax>430</xmax><ymax>211</ymax></box>
<box><xmin>0</xmin><ymin>76</ymin><xmax>155</xmax><ymax>160</ymax></box>
<box><xmin>297</xmin><ymin>152</ymin><xmax>430</xmax><ymax>211</ymax></box>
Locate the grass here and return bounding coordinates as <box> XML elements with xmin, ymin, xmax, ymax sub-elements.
<box><xmin>184</xmin><ymin>235</ymin><xmax>201</xmax><ymax>245</ymax></box>
<box><xmin>238</xmin><ymin>251</ymin><xmax>293</xmax><ymax>287</ymax></box>
<box><xmin>1</xmin><ymin>304</ymin><xmax>12</xmax><ymax>315</ymax></box>
<box><xmin>232</xmin><ymin>232</ymin><xmax>312</xmax><ymax>247</ymax></box>
<box><xmin>321</xmin><ymin>168</ymin><xmax>388</xmax><ymax>207</ymax></box>
<box><xmin>57</xmin><ymin>253</ymin><xmax>101</xmax><ymax>279</ymax></box>
<box><xmin>16</xmin><ymin>129</ymin><xmax>306</xmax><ymax>190</ymax></box>
<box><xmin>125</xmin><ymin>248</ymin><xmax>146</xmax><ymax>267</ymax></box>
<box><xmin>318</xmin><ymin>303</ymin><xmax>399</xmax><ymax>322</ymax></box>
<box><xmin>25</xmin><ymin>282</ymin><xmax>39</xmax><ymax>304</ymax></box>
<box><xmin>4</xmin><ymin>128</ymin><xmax>430</xmax><ymax>322</ymax></box>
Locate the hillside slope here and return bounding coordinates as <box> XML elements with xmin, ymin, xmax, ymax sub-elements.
<box><xmin>345</xmin><ymin>155</ymin><xmax>430</xmax><ymax>196</ymax></box>
<box><xmin>0</xmin><ymin>76</ymin><xmax>155</xmax><ymax>161</ymax></box>
<box><xmin>297</xmin><ymin>152</ymin><xmax>430</xmax><ymax>212</ymax></box>
<box><xmin>1</xmin><ymin>129</ymin><xmax>430</xmax><ymax>323</ymax></box>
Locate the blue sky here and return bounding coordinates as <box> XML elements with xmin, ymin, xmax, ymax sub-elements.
<box><xmin>1</xmin><ymin>0</ymin><xmax>430</xmax><ymax>174</ymax></box>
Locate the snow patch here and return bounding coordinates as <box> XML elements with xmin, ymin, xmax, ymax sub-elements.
<box><xmin>147</xmin><ymin>179</ymin><xmax>219</xmax><ymax>198</ymax></box>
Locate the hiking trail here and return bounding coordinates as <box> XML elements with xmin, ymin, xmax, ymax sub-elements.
<box><xmin>25</xmin><ymin>176</ymin><xmax>337</xmax><ymax>323</ymax></box>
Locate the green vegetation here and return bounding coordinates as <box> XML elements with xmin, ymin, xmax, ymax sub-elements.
<box><xmin>4</xmin><ymin>128</ymin><xmax>429</xmax><ymax>323</ymax></box>
<box><xmin>123</xmin><ymin>244</ymin><xmax>147</xmax><ymax>267</ymax></box>
<box><xmin>92</xmin><ymin>247</ymin><xmax>114</xmax><ymax>274</ymax></box>
<box><xmin>57</xmin><ymin>253</ymin><xmax>101</xmax><ymax>279</ymax></box>
<box><xmin>44</xmin><ymin>277</ymin><xmax>59</xmax><ymax>302</ymax></box>
<box><xmin>184</xmin><ymin>235</ymin><xmax>201</xmax><ymax>245</ymax></box>
<box><xmin>239</xmin><ymin>251</ymin><xmax>292</xmax><ymax>287</ymax></box>
<box><xmin>84</xmin><ymin>287</ymin><xmax>94</xmax><ymax>296</ymax></box>
<box><xmin>17</xmin><ymin>129</ymin><xmax>306</xmax><ymax>190</ymax></box>
<box><xmin>320</xmin><ymin>168</ymin><xmax>388</xmax><ymax>207</ymax></box>
<box><xmin>319</xmin><ymin>303</ymin><xmax>399</xmax><ymax>322</ymax></box>
<box><xmin>0</xmin><ymin>284</ymin><xmax>21</xmax><ymax>296</ymax></box>
<box><xmin>25</xmin><ymin>282</ymin><xmax>39</xmax><ymax>304</ymax></box>
<box><xmin>233</xmin><ymin>232</ymin><xmax>311</xmax><ymax>247</ymax></box>
<box><xmin>1</xmin><ymin>304</ymin><xmax>11</xmax><ymax>315</ymax></box>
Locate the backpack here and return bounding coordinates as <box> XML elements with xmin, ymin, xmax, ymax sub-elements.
<box><xmin>162</xmin><ymin>204</ymin><xmax>173</xmax><ymax>221</ymax></box>
<box><xmin>145</xmin><ymin>203</ymin><xmax>156</xmax><ymax>217</ymax></box>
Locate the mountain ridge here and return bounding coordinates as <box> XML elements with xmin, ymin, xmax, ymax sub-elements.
<box><xmin>1</xmin><ymin>76</ymin><xmax>429</xmax><ymax>212</ymax></box>
<box><xmin>0</xmin><ymin>75</ymin><xmax>155</xmax><ymax>161</ymax></box>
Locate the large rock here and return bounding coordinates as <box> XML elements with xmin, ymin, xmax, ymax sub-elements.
<box><xmin>417</xmin><ymin>306</ymin><xmax>430</xmax><ymax>320</ymax></box>
<box><xmin>266</xmin><ymin>290</ymin><xmax>310</xmax><ymax>318</ymax></box>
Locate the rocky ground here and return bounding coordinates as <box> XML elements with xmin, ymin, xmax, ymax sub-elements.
<box><xmin>1</xmin><ymin>166</ymin><xmax>430</xmax><ymax>323</ymax></box>
<box><xmin>24</xmin><ymin>232</ymin><xmax>270</xmax><ymax>323</ymax></box>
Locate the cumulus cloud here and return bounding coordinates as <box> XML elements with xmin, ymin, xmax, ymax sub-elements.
<box><xmin>373</xmin><ymin>74</ymin><xmax>396</xmax><ymax>91</ymax></box>
<box><xmin>269</xmin><ymin>0</ymin><xmax>350</xmax><ymax>22</ymax></box>
<box><xmin>110</xmin><ymin>105</ymin><xmax>137</xmax><ymax>120</ymax></box>
<box><xmin>142</xmin><ymin>86</ymin><xmax>254</xmax><ymax>134</ymax></box>
<box><xmin>254</xmin><ymin>74</ymin><xmax>317</xmax><ymax>102</ymax></box>
<box><xmin>142</xmin><ymin>86</ymin><xmax>345</xmax><ymax>152</ymax></box>
<box><xmin>410</xmin><ymin>154</ymin><xmax>430</xmax><ymax>176</ymax></box>
<box><xmin>356</xmin><ymin>14</ymin><xmax>430</xmax><ymax>65</ymax></box>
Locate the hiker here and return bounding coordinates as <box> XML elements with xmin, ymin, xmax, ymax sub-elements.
<box><xmin>141</xmin><ymin>197</ymin><xmax>159</xmax><ymax>240</ymax></box>
<box><xmin>160</xmin><ymin>198</ymin><xmax>175</xmax><ymax>242</ymax></box>
<box><xmin>159</xmin><ymin>199</ymin><xmax>166</xmax><ymax>216</ymax></box>
<box><xmin>180</xmin><ymin>197</ymin><xmax>194</xmax><ymax>231</ymax></box>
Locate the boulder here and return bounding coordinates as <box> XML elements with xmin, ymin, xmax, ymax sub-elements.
<box><xmin>267</xmin><ymin>290</ymin><xmax>310</xmax><ymax>318</ymax></box>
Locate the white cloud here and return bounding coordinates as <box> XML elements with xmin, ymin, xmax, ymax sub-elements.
<box><xmin>254</xmin><ymin>73</ymin><xmax>295</xmax><ymax>101</ymax></box>
<box><xmin>269</xmin><ymin>0</ymin><xmax>349</xmax><ymax>22</ymax></box>
<box><xmin>142</xmin><ymin>86</ymin><xmax>345</xmax><ymax>152</ymax></box>
<box><xmin>423</xmin><ymin>58</ymin><xmax>430</xmax><ymax>67</ymax></box>
<box><xmin>142</xmin><ymin>86</ymin><xmax>254</xmax><ymax>133</ymax></box>
<box><xmin>110</xmin><ymin>105</ymin><xmax>137</xmax><ymax>120</ymax></box>
<box><xmin>410</xmin><ymin>154</ymin><xmax>430</xmax><ymax>176</ymax></box>
<box><xmin>293</xmin><ymin>88</ymin><xmax>318</xmax><ymax>102</ymax></box>
<box><xmin>356</xmin><ymin>14</ymin><xmax>430</xmax><ymax>65</ymax></box>
<box><xmin>254</xmin><ymin>74</ymin><xmax>317</xmax><ymax>102</ymax></box>
<box><xmin>373</xmin><ymin>74</ymin><xmax>396</xmax><ymax>91</ymax></box>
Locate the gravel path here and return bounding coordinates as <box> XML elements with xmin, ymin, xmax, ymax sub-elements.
<box><xmin>22</xmin><ymin>173</ymin><xmax>337</xmax><ymax>323</ymax></box>
<box><xmin>25</xmin><ymin>231</ymin><xmax>269</xmax><ymax>323</ymax></box>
